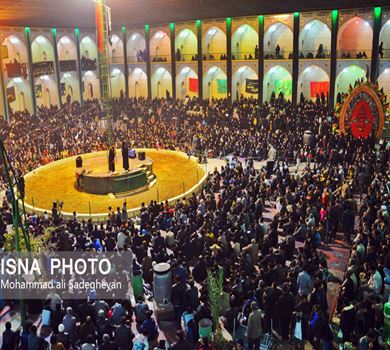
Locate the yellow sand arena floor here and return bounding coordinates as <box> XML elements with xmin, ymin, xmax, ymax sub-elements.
<box><xmin>24</xmin><ymin>149</ymin><xmax>205</xmax><ymax>215</ymax></box>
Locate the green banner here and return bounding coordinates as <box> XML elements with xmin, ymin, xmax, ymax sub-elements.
<box><xmin>217</xmin><ymin>79</ymin><xmax>227</xmax><ymax>94</ymax></box>
<box><xmin>274</xmin><ymin>79</ymin><xmax>292</xmax><ymax>96</ymax></box>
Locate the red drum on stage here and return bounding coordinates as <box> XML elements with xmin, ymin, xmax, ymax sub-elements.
<box><xmin>350</xmin><ymin>100</ymin><xmax>373</xmax><ymax>139</ymax></box>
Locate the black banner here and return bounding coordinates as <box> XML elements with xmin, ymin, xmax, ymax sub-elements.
<box><xmin>32</xmin><ymin>61</ymin><xmax>55</xmax><ymax>78</ymax></box>
<box><xmin>81</xmin><ymin>58</ymin><xmax>97</xmax><ymax>72</ymax></box>
<box><xmin>246</xmin><ymin>78</ymin><xmax>260</xmax><ymax>94</ymax></box>
<box><xmin>6</xmin><ymin>63</ymin><xmax>28</xmax><ymax>79</ymax></box>
<box><xmin>59</xmin><ymin>59</ymin><xmax>77</xmax><ymax>72</ymax></box>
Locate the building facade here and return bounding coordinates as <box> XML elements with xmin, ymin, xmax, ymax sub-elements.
<box><xmin>0</xmin><ymin>6</ymin><xmax>389</xmax><ymax>119</ymax></box>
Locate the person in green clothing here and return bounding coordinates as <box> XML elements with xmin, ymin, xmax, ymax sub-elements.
<box><xmin>247</xmin><ymin>301</ymin><xmax>263</xmax><ymax>350</ymax></box>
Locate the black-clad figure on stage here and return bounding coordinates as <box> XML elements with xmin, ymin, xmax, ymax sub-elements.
<box><xmin>108</xmin><ymin>145</ymin><xmax>116</xmax><ymax>172</ymax></box>
<box><xmin>122</xmin><ymin>142</ymin><xmax>129</xmax><ymax>171</ymax></box>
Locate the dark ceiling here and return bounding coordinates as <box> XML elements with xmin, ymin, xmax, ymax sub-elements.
<box><xmin>0</xmin><ymin>0</ymin><xmax>388</xmax><ymax>29</ymax></box>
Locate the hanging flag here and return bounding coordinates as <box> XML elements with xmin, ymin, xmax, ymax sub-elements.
<box><xmin>6</xmin><ymin>86</ymin><xmax>15</xmax><ymax>102</ymax></box>
<box><xmin>217</xmin><ymin>79</ymin><xmax>227</xmax><ymax>93</ymax></box>
<box><xmin>246</xmin><ymin>79</ymin><xmax>260</xmax><ymax>94</ymax></box>
<box><xmin>95</xmin><ymin>0</ymin><xmax>105</xmax><ymax>54</ymax></box>
<box><xmin>274</xmin><ymin>79</ymin><xmax>292</xmax><ymax>96</ymax></box>
<box><xmin>189</xmin><ymin>78</ymin><xmax>198</xmax><ymax>92</ymax></box>
<box><xmin>310</xmin><ymin>81</ymin><xmax>330</xmax><ymax>98</ymax></box>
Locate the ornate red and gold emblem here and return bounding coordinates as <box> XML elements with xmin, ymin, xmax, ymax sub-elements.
<box><xmin>337</xmin><ymin>81</ymin><xmax>388</xmax><ymax>140</ymax></box>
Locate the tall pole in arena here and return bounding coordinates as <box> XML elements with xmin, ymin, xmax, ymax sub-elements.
<box><xmin>95</xmin><ymin>0</ymin><xmax>113</xmax><ymax>147</ymax></box>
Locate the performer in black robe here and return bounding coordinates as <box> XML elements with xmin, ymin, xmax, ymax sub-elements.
<box><xmin>108</xmin><ymin>146</ymin><xmax>116</xmax><ymax>172</ymax></box>
<box><xmin>122</xmin><ymin>142</ymin><xmax>129</xmax><ymax>171</ymax></box>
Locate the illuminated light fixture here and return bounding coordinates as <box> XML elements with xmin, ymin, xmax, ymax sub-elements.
<box><xmin>112</xmin><ymin>68</ymin><xmax>121</xmax><ymax>75</ymax></box>
<box><xmin>179</xmin><ymin>30</ymin><xmax>190</xmax><ymax>38</ymax></box>
<box><xmin>181</xmin><ymin>67</ymin><xmax>190</xmax><ymax>74</ymax></box>
<box><xmin>154</xmin><ymin>31</ymin><xmax>165</xmax><ymax>39</ymax></box>
<box><xmin>268</xmin><ymin>24</ymin><xmax>277</xmax><ymax>33</ymax></box>
<box><xmin>133</xmin><ymin>67</ymin><xmax>142</xmax><ymax>74</ymax></box>
<box><xmin>208</xmin><ymin>28</ymin><xmax>218</xmax><ymax>36</ymax></box>
<box><xmin>13</xmin><ymin>77</ymin><xmax>23</xmax><ymax>83</ymax></box>
<box><xmin>364</xmin><ymin>21</ymin><xmax>370</xmax><ymax>26</ymax></box>
<box><xmin>61</xmin><ymin>36</ymin><xmax>70</xmax><ymax>44</ymax></box>
<box><xmin>82</xmin><ymin>36</ymin><xmax>93</xmax><ymax>44</ymax></box>
<box><xmin>36</xmin><ymin>36</ymin><xmax>47</xmax><ymax>44</ymax></box>
<box><xmin>236</xmin><ymin>26</ymin><xmax>247</xmax><ymax>35</ymax></box>
<box><xmin>156</xmin><ymin>67</ymin><xmax>165</xmax><ymax>74</ymax></box>
<box><xmin>63</xmin><ymin>72</ymin><xmax>72</xmax><ymax>78</ymax></box>
<box><xmin>130</xmin><ymin>33</ymin><xmax>138</xmax><ymax>40</ymax></box>
<box><xmin>112</xmin><ymin>35</ymin><xmax>119</xmax><ymax>43</ymax></box>
<box><xmin>85</xmin><ymin>71</ymin><xmax>94</xmax><ymax>77</ymax></box>
<box><xmin>9</xmin><ymin>36</ymin><xmax>20</xmax><ymax>44</ymax></box>
<box><xmin>384</xmin><ymin>68</ymin><xmax>388</xmax><ymax>73</ymax></box>
<box><xmin>40</xmin><ymin>75</ymin><xmax>50</xmax><ymax>80</ymax></box>
<box><xmin>209</xmin><ymin>66</ymin><xmax>218</xmax><ymax>74</ymax></box>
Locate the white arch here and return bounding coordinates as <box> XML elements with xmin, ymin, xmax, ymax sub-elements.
<box><xmin>150</xmin><ymin>30</ymin><xmax>171</xmax><ymax>62</ymax></box>
<box><xmin>35</xmin><ymin>75</ymin><xmax>58</xmax><ymax>107</ymax></box>
<box><xmin>127</xmin><ymin>32</ymin><xmax>146</xmax><ymax>63</ymax></box>
<box><xmin>203</xmin><ymin>66</ymin><xmax>227</xmax><ymax>100</ymax></box>
<box><xmin>60</xmin><ymin>72</ymin><xmax>80</xmax><ymax>103</ymax></box>
<box><xmin>6</xmin><ymin>78</ymin><xmax>32</xmax><ymax>112</ymax></box>
<box><xmin>379</xmin><ymin>19</ymin><xmax>390</xmax><ymax>59</ymax></box>
<box><xmin>57</xmin><ymin>35</ymin><xmax>77</xmax><ymax>61</ymax></box>
<box><xmin>378</xmin><ymin>68</ymin><xmax>390</xmax><ymax>99</ymax></box>
<box><xmin>176</xmin><ymin>66</ymin><xmax>198</xmax><ymax>98</ymax></box>
<box><xmin>82</xmin><ymin>71</ymin><xmax>100</xmax><ymax>100</ymax></box>
<box><xmin>299</xmin><ymin>19</ymin><xmax>331</xmax><ymax>58</ymax></box>
<box><xmin>232</xmin><ymin>66</ymin><xmax>258</xmax><ymax>100</ymax></box>
<box><xmin>203</xmin><ymin>26</ymin><xmax>227</xmax><ymax>60</ymax></box>
<box><xmin>110</xmin><ymin>34</ymin><xmax>124</xmax><ymax>64</ymax></box>
<box><xmin>80</xmin><ymin>36</ymin><xmax>98</xmax><ymax>61</ymax></box>
<box><xmin>129</xmin><ymin>68</ymin><xmax>148</xmax><ymax>98</ymax></box>
<box><xmin>151</xmin><ymin>67</ymin><xmax>172</xmax><ymax>98</ymax></box>
<box><xmin>1</xmin><ymin>35</ymin><xmax>28</xmax><ymax>64</ymax></box>
<box><xmin>175</xmin><ymin>29</ymin><xmax>198</xmax><ymax>62</ymax></box>
<box><xmin>338</xmin><ymin>16</ymin><xmax>373</xmax><ymax>58</ymax></box>
<box><xmin>335</xmin><ymin>65</ymin><xmax>366</xmax><ymax>101</ymax></box>
<box><xmin>264</xmin><ymin>22</ymin><xmax>293</xmax><ymax>59</ymax></box>
<box><xmin>232</xmin><ymin>24</ymin><xmax>259</xmax><ymax>60</ymax></box>
<box><xmin>32</xmin><ymin>35</ymin><xmax>54</xmax><ymax>62</ymax></box>
<box><xmin>110</xmin><ymin>68</ymin><xmax>125</xmax><ymax>97</ymax></box>
<box><xmin>263</xmin><ymin>65</ymin><xmax>292</xmax><ymax>101</ymax></box>
<box><xmin>298</xmin><ymin>65</ymin><xmax>329</xmax><ymax>101</ymax></box>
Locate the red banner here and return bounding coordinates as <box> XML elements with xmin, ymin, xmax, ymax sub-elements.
<box><xmin>95</xmin><ymin>0</ymin><xmax>104</xmax><ymax>54</ymax></box>
<box><xmin>189</xmin><ymin>78</ymin><xmax>198</xmax><ymax>93</ymax></box>
<box><xmin>310</xmin><ymin>81</ymin><xmax>329</xmax><ymax>98</ymax></box>
<box><xmin>350</xmin><ymin>100</ymin><xmax>373</xmax><ymax>139</ymax></box>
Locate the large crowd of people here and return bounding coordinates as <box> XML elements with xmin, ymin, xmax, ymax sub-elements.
<box><xmin>0</xmin><ymin>93</ymin><xmax>389</xmax><ymax>350</ymax></box>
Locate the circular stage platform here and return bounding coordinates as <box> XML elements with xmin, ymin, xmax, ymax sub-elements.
<box><xmin>24</xmin><ymin>149</ymin><xmax>206</xmax><ymax>220</ymax></box>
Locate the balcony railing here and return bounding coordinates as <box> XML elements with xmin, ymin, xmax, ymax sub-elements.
<box><xmin>202</xmin><ymin>53</ymin><xmax>227</xmax><ymax>61</ymax></box>
<box><xmin>128</xmin><ymin>55</ymin><xmax>147</xmax><ymax>64</ymax></box>
<box><xmin>299</xmin><ymin>50</ymin><xmax>331</xmax><ymax>59</ymax></box>
<box><xmin>232</xmin><ymin>52</ymin><xmax>258</xmax><ymax>60</ymax></box>
<box><xmin>110</xmin><ymin>56</ymin><xmax>125</xmax><ymax>64</ymax></box>
<box><xmin>337</xmin><ymin>50</ymin><xmax>372</xmax><ymax>59</ymax></box>
<box><xmin>151</xmin><ymin>55</ymin><xmax>171</xmax><ymax>63</ymax></box>
<box><xmin>264</xmin><ymin>51</ymin><xmax>293</xmax><ymax>60</ymax></box>
<box><xmin>175</xmin><ymin>53</ymin><xmax>198</xmax><ymax>62</ymax></box>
